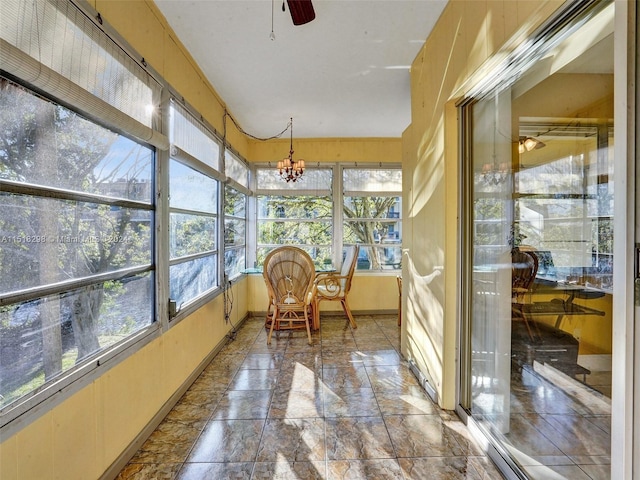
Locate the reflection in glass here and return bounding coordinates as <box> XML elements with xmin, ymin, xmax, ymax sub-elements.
<box><xmin>224</xmin><ymin>219</ymin><xmax>246</xmax><ymax>247</ymax></box>
<box><xmin>169</xmin><ymin>255</ymin><xmax>217</xmax><ymax>308</ymax></box>
<box><xmin>169</xmin><ymin>213</ymin><xmax>216</xmax><ymax>259</ymax></box>
<box><xmin>464</xmin><ymin>4</ymin><xmax>614</xmax><ymax>478</ymax></box>
<box><xmin>169</xmin><ymin>159</ymin><xmax>218</xmax><ymax>213</ymax></box>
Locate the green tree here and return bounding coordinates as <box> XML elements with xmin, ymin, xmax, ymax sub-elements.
<box><xmin>0</xmin><ymin>79</ymin><xmax>151</xmax><ymax>388</ymax></box>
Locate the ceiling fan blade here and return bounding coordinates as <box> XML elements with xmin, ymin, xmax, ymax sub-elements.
<box><xmin>286</xmin><ymin>0</ymin><xmax>315</xmax><ymax>25</ymax></box>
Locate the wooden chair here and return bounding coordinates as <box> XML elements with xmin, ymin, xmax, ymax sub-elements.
<box><xmin>313</xmin><ymin>245</ymin><xmax>359</xmax><ymax>330</ymax></box>
<box><xmin>262</xmin><ymin>246</ymin><xmax>316</xmax><ymax>345</ymax></box>
<box><xmin>511</xmin><ymin>248</ymin><xmax>539</xmax><ymax>340</ymax></box>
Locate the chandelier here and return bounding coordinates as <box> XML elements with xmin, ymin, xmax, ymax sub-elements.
<box><xmin>277</xmin><ymin>118</ymin><xmax>305</xmax><ymax>182</ymax></box>
<box><xmin>481</xmin><ymin>160</ymin><xmax>510</xmax><ymax>186</ymax></box>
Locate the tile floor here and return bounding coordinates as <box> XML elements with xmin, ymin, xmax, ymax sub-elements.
<box><xmin>494</xmin><ymin>366</ymin><xmax>610</xmax><ymax>480</ymax></box>
<box><xmin>116</xmin><ymin>314</ymin><xmax>504</xmax><ymax>479</ymax></box>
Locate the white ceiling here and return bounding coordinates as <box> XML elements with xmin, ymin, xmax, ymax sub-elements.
<box><xmin>153</xmin><ymin>0</ymin><xmax>448</xmax><ymax>139</ymax></box>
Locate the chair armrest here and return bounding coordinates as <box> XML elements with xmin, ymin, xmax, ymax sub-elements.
<box><xmin>315</xmin><ymin>273</ymin><xmax>348</xmax><ymax>299</ymax></box>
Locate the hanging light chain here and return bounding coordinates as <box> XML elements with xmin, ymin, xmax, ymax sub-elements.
<box><xmin>277</xmin><ymin>117</ymin><xmax>305</xmax><ymax>182</ymax></box>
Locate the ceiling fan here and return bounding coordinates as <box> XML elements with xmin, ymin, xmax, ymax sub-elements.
<box><xmin>283</xmin><ymin>0</ymin><xmax>315</xmax><ymax>25</ymax></box>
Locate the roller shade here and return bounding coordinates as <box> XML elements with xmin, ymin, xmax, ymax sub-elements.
<box><xmin>0</xmin><ymin>0</ymin><xmax>168</xmax><ymax>150</ymax></box>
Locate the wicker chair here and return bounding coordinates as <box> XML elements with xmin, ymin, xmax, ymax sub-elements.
<box><xmin>313</xmin><ymin>245</ymin><xmax>359</xmax><ymax>330</ymax></box>
<box><xmin>262</xmin><ymin>246</ymin><xmax>316</xmax><ymax>345</ymax></box>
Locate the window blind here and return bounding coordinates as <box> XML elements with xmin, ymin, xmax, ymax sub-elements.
<box><xmin>0</xmin><ymin>0</ymin><xmax>168</xmax><ymax>149</ymax></box>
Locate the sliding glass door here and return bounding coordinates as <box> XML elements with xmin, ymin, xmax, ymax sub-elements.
<box><xmin>459</xmin><ymin>2</ymin><xmax>615</xmax><ymax>478</ymax></box>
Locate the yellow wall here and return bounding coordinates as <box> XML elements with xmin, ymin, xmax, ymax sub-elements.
<box><xmin>403</xmin><ymin>0</ymin><xmax>564</xmax><ymax>408</ymax></box>
<box><xmin>248</xmin><ymin>137</ymin><xmax>402</xmax><ymax>163</ymax></box>
<box><xmin>247</xmin><ymin>273</ymin><xmax>399</xmax><ymax>315</ymax></box>
<box><xmin>0</xmin><ymin>279</ymin><xmax>248</xmax><ymax>480</ymax></box>
<box><xmin>0</xmin><ymin>2</ymin><xmax>400</xmax><ymax>479</ymax></box>
<box><xmin>95</xmin><ymin>0</ymin><xmax>250</xmax><ymax>158</ymax></box>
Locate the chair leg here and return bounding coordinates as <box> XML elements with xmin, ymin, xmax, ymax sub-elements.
<box><xmin>305</xmin><ymin>311</ymin><xmax>313</xmax><ymax>345</ymax></box>
<box><xmin>267</xmin><ymin>306</ymin><xmax>278</xmax><ymax>345</ymax></box>
<box><xmin>341</xmin><ymin>298</ymin><xmax>357</xmax><ymax>329</ymax></box>
<box><xmin>266</xmin><ymin>302</ymin><xmax>273</xmax><ymax>330</ymax></box>
<box><xmin>313</xmin><ymin>299</ymin><xmax>320</xmax><ymax>330</ymax></box>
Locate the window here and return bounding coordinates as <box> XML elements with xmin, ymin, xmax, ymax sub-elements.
<box><xmin>255</xmin><ymin>167</ymin><xmax>333</xmax><ymax>267</ymax></box>
<box><xmin>225</xmin><ymin>149</ymin><xmax>249</xmax><ymax>189</ymax></box>
<box><xmin>224</xmin><ymin>150</ymin><xmax>249</xmax><ymax>279</ymax></box>
<box><xmin>168</xmin><ymin>102</ymin><xmax>221</xmax><ymax>310</ymax></box>
<box><xmin>224</xmin><ymin>184</ymin><xmax>247</xmax><ymax>279</ymax></box>
<box><xmin>0</xmin><ymin>79</ymin><xmax>155</xmax><ymax>412</ymax></box>
<box><xmin>343</xmin><ymin>168</ymin><xmax>402</xmax><ymax>270</ymax></box>
<box><xmin>254</xmin><ymin>165</ymin><xmax>402</xmax><ymax>270</ymax></box>
<box><xmin>514</xmin><ymin>123</ymin><xmax>614</xmax><ymax>289</ymax></box>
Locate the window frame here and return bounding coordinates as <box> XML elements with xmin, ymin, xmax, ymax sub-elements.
<box><xmin>224</xmin><ymin>183</ymin><xmax>248</xmax><ymax>280</ymax></box>
<box><xmin>0</xmin><ymin>76</ymin><xmax>160</xmax><ymax>432</ymax></box>
<box><xmin>167</xmin><ymin>100</ymin><xmax>225</xmax><ymax>320</ymax></box>
<box><xmin>252</xmin><ymin>163</ymin><xmax>402</xmax><ymax>271</ymax></box>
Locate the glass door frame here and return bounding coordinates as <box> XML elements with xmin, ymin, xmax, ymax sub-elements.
<box><xmin>611</xmin><ymin>1</ymin><xmax>638</xmax><ymax>479</ymax></box>
<box><xmin>455</xmin><ymin>1</ymin><xmax>637</xmax><ymax>478</ymax></box>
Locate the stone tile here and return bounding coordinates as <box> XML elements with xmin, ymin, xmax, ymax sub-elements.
<box><xmin>282</xmin><ymin>351</ymin><xmax>323</xmax><ymax>368</ymax></box>
<box><xmin>249</xmin><ymin>339</ymin><xmax>289</xmax><ymax>353</ymax></box>
<box><xmin>357</xmin><ymin>349</ymin><xmax>401</xmax><ymax>366</ymax></box>
<box><xmin>384</xmin><ymin>414</ymin><xmax>466</xmax><ymax>457</ymax></box>
<box><xmin>467</xmin><ymin>456</ymin><xmax>508</xmax><ymax>480</ymax></box>
<box><xmin>325</xmin><ymin>416</ymin><xmax>395</xmax><ymax>460</ymax></box>
<box><xmin>115</xmin><ymin>462</ymin><xmax>183</xmax><ymax>480</ymax></box>
<box><xmin>190</xmin><ymin>368</ymin><xmax>237</xmax><ymax>391</ymax></box>
<box><xmin>251</xmin><ymin>461</ymin><xmax>326</xmax><ymax>479</ymax></box>
<box><xmin>285</xmin><ymin>340</ymin><xmax>323</xmax><ymax>354</ymax></box>
<box><xmin>165</xmin><ymin>388</ymin><xmax>224</xmax><ymax>423</ymax></box>
<box><xmin>128</xmin><ymin>418</ymin><xmax>205</xmax><ymax>464</ymax></box>
<box><xmin>583</xmin><ymin>415</ymin><xmax>611</xmax><ymax>435</ymax></box>
<box><xmin>323</xmin><ymin>387</ymin><xmax>381</xmax><ymax>417</ymax></box>
<box><xmin>321</xmin><ymin>350</ymin><xmax>366</xmax><ymax>368</ymax></box>
<box><xmin>186</xmin><ymin>419</ymin><xmax>264</xmax><ymax>463</ymax></box>
<box><xmin>322</xmin><ymin>365</ymin><xmax>371</xmax><ymax>390</ymax></box>
<box><xmin>568</xmin><ymin>455</ymin><xmax>610</xmax><ymax>465</ymax></box>
<box><xmin>365</xmin><ymin>364</ymin><xmax>420</xmax><ymax>391</ymax></box>
<box><xmin>326</xmin><ymin>459</ymin><xmax>404</xmax><ymax>479</ymax></box>
<box><xmin>376</xmin><ymin>385</ymin><xmax>437</xmax><ymax>416</ymax></box>
<box><xmin>256</xmin><ymin>418</ymin><xmax>326</xmax><ymax>462</ymax></box>
<box><xmin>322</xmin><ymin>337</ymin><xmax>358</xmax><ymax>350</ymax></box>
<box><xmin>498</xmin><ymin>414</ymin><xmax>566</xmax><ymax>457</ymax></box>
<box><xmin>176</xmin><ymin>461</ymin><xmax>253</xmax><ymax>479</ymax></box>
<box><xmin>115</xmin><ymin>315</ymin><xmax>611</xmax><ymax>480</ymax></box>
<box><xmin>240</xmin><ymin>353</ymin><xmax>284</xmax><ymax>370</ymax></box>
<box><xmin>399</xmin><ymin>457</ymin><xmax>483</xmax><ymax>480</ymax></box>
<box><xmin>268</xmin><ymin>389</ymin><xmax>323</xmax><ymax>418</ymax></box>
<box><xmin>229</xmin><ymin>368</ymin><xmax>280</xmax><ymax>391</ymax></box>
<box><xmin>211</xmin><ymin>390</ymin><xmax>272</xmax><ymax>420</ymax></box>
<box><xmin>276</xmin><ymin>365</ymin><xmax>323</xmax><ymax>392</ymax></box>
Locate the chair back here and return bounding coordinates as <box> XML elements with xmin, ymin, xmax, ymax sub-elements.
<box><xmin>263</xmin><ymin>246</ymin><xmax>316</xmax><ymax>306</ymax></box>
<box><xmin>340</xmin><ymin>245</ymin><xmax>359</xmax><ymax>293</ymax></box>
<box><xmin>511</xmin><ymin>248</ymin><xmax>538</xmax><ymax>303</ymax></box>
